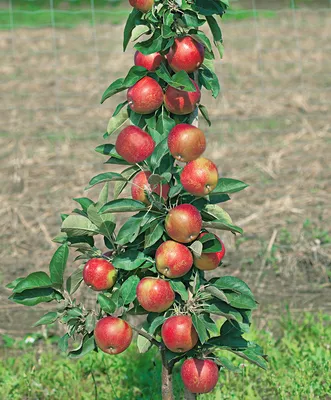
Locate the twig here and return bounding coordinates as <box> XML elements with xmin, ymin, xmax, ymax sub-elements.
<box><xmin>131</xmin><ymin>326</ymin><xmax>160</xmax><ymax>347</ymax></box>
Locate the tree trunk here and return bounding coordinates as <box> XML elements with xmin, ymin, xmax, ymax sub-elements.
<box><xmin>161</xmin><ymin>347</ymin><xmax>174</xmax><ymax>400</ymax></box>
<box><xmin>184</xmin><ymin>387</ymin><xmax>197</xmax><ymax>399</ymax></box>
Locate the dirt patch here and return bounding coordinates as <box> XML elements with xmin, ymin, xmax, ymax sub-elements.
<box><xmin>0</xmin><ymin>10</ymin><xmax>330</xmax><ymax>334</ymax></box>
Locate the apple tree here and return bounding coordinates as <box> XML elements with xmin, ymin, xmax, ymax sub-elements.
<box><xmin>7</xmin><ymin>0</ymin><xmax>268</xmax><ymax>398</ymax></box>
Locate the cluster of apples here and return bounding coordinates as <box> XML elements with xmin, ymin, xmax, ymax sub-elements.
<box><xmin>83</xmin><ymin>0</ymin><xmax>226</xmax><ymax>394</ymax></box>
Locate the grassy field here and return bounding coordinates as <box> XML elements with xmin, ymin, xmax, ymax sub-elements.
<box><xmin>1</xmin><ymin>312</ymin><xmax>330</xmax><ymax>400</ymax></box>
<box><xmin>0</xmin><ymin>0</ymin><xmax>324</xmax><ymax>29</ymax></box>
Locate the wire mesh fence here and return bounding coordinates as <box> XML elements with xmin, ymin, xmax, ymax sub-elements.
<box><xmin>1</xmin><ymin>0</ymin><xmax>331</xmax><ymax>334</ymax></box>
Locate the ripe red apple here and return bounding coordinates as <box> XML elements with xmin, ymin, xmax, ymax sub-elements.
<box><xmin>83</xmin><ymin>258</ymin><xmax>117</xmax><ymax>291</ymax></box>
<box><xmin>165</xmin><ymin>204</ymin><xmax>202</xmax><ymax>244</ymax></box>
<box><xmin>131</xmin><ymin>171</ymin><xmax>170</xmax><ymax>204</ymax></box>
<box><xmin>155</xmin><ymin>241</ymin><xmax>193</xmax><ymax>278</ymax></box>
<box><xmin>168</xmin><ymin>123</ymin><xmax>206</xmax><ymax>162</ymax></box>
<box><xmin>94</xmin><ymin>316</ymin><xmax>132</xmax><ymax>355</ymax></box>
<box><xmin>127</xmin><ymin>76</ymin><xmax>163</xmax><ymax>115</ymax></box>
<box><xmin>164</xmin><ymin>79</ymin><xmax>201</xmax><ymax>115</ymax></box>
<box><xmin>129</xmin><ymin>0</ymin><xmax>153</xmax><ymax>13</ymax></box>
<box><xmin>115</xmin><ymin>126</ymin><xmax>155</xmax><ymax>164</ymax></box>
<box><xmin>181</xmin><ymin>358</ymin><xmax>219</xmax><ymax>394</ymax></box>
<box><xmin>167</xmin><ymin>36</ymin><xmax>205</xmax><ymax>73</ymax></box>
<box><xmin>136</xmin><ymin>277</ymin><xmax>175</xmax><ymax>312</ymax></box>
<box><xmin>180</xmin><ymin>157</ymin><xmax>219</xmax><ymax>196</ymax></box>
<box><xmin>134</xmin><ymin>51</ymin><xmax>163</xmax><ymax>71</ymax></box>
<box><xmin>194</xmin><ymin>232</ymin><xmax>225</xmax><ymax>271</ymax></box>
<box><xmin>161</xmin><ymin>315</ymin><xmax>198</xmax><ymax>353</ymax></box>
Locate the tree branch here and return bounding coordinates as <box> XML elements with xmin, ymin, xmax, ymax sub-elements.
<box><xmin>132</xmin><ymin>326</ymin><xmax>160</xmax><ymax>347</ymax></box>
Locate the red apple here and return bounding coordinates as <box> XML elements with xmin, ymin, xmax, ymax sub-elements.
<box><xmin>180</xmin><ymin>157</ymin><xmax>218</xmax><ymax>196</ymax></box>
<box><xmin>168</xmin><ymin>123</ymin><xmax>206</xmax><ymax>162</ymax></box>
<box><xmin>127</xmin><ymin>76</ymin><xmax>163</xmax><ymax>115</ymax></box>
<box><xmin>134</xmin><ymin>51</ymin><xmax>163</xmax><ymax>71</ymax></box>
<box><xmin>83</xmin><ymin>258</ymin><xmax>117</xmax><ymax>291</ymax></box>
<box><xmin>161</xmin><ymin>315</ymin><xmax>198</xmax><ymax>353</ymax></box>
<box><xmin>115</xmin><ymin>126</ymin><xmax>155</xmax><ymax>164</ymax></box>
<box><xmin>155</xmin><ymin>241</ymin><xmax>193</xmax><ymax>278</ymax></box>
<box><xmin>164</xmin><ymin>79</ymin><xmax>201</xmax><ymax>115</ymax></box>
<box><xmin>136</xmin><ymin>277</ymin><xmax>175</xmax><ymax>312</ymax></box>
<box><xmin>181</xmin><ymin>358</ymin><xmax>219</xmax><ymax>394</ymax></box>
<box><xmin>165</xmin><ymin>204</ymin><xmax>202</xmax><ymax>244</ymax></box>
<box><xmin>194</xmin><ymin>232</ymin><xmax>225</xmax><ymax>271</ymax></box>
<box><xmin>167</xmin><ymin>36</ymin><xmax>205</xmax><ymax>73</ymax></box>
<box><xmin>129</xmin><ymin>0</ymin><xmax>153</xmax><ymax>13</ymax></box>
<box><xmin>131</xmin><ymin>171</ymin><xmax>170</xmax><ymax>204</ymax></box>
<box><xmin>94</xmin><ymin>316</ymin><xmax>132</xmax><ymax>355</ymax></box>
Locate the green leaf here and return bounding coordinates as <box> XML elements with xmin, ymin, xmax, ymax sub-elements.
<box><xmin>211</xmin><ymin>276</ymin><xmax>255</xmax><ymax>300</ymax></box>
<box><xmin>169</xmin><ymin>71</ymin><xmax>197</xmax><ymax>91</ymax></box>
<box><xmin>98</xmin><ymin>293</ymin><xmax>117</xmax><ymax>314</ymax></box>
<box><xmin>198</xmin><ymin>104</ymin><xmax>211</xmax><ymax>126</ymax></box>
<box><xmin>198</xmin><ymin>233</ymin><xmax>223</xmax><ymax>253</ymax></box>
<box><xmin>169</xmin><ymin>184</ymin><xmax>183</xmax><ymax>198</ymax></box>
<box><xmin>206</xmin><ymin>15</ymin><xmax>224</xmax><ymax>58</ymax></box>
<box><xmin>222</xmin><ymin>292</ymin><xmax>257</xmax><ymax>310</ymax></box>
<box><xmin>105</xmin><ymin>105</ymin><xmax>129</xmax><ymax>137</ymax></box>
<box><xmin>213</xmin><ymin>178</ymin><xmax>248</xmax><ymax>194</ymax></box>
<box><xmin>135</xmin><ymin>30</ymin><xmax>165</xmax><ymax>55</ymax></box>
<box><xmin>120</xmin><ymin>275</ymin><xmax>140</xmax><ymax>305</ymax></box>
<box><xmin>202</xmin><ymin>206</ymin><xmax>243</xmax><ymax>235</ymax></box>
<box><xmin>112</xmin><ymin>250</ymin><xmax>153</xmax><ymax>271</ymax></box>
<box><xmin>73</xmin><ymin>197</ymin><xmax>94</xmax><ymax>212</ymax></box>
<box><xmin>148</xmin><ymin>315</ymin><xmax>166</xmax><ymax>335</ymax></box>
<box><xmin>194</xmin><ymin>0</ymin><xmax>226</xmax><ymax>16</ymax></box>
<box><xmin>192</xmin><ymin>314</ymin><xmax>209</xmax><ymax>344</ymax></box>
<box><xmin>131</xmin><ymin>24</ymin><xmax>150</xmax><ymax>41</ymax></box>
<box><xmin>86</xmin><ymin>172</ymin><xmax>126</xmax><ymax>190</ymax></box>
<box><xmin>208</xmin><ymin>193</ymin><xmax>231</xmax><ymax>204</ymax></box>
<box><xmin>199</xmin><ymin>67</ymin><xmax>220</xmax><ymax>98</ymax></box>
<box><xmin>137</xmin><ymin>329</ymin><xmax>152</xmax><ymax>354</ymax></box>
<box><xmin>215</xmin><ymin>355</ymin><xmax>241</xmax><ymax>372</ymax></box>
<box><xmin>231</xmin><ymin>346</ymin><xmax>268</xmax><ymax>370</ymax></box>
<box><xmin>66</xmin><ymin>265</ymin><xmax>84</xmax><ymax>295</ymax></box>
<box><xmin>191</xmin><ymin>31</ymin><xmax>212</xmax><ymax>52</ymax></box>
<box><xmin>85</xmin><ymin>314</ymin><xmax>96</xmax><ymax>334</ymax></box>
<box><xmin>49</xmin><ymin>244</ymin><xmax>69</xmax><ymax>287</ymax></box>
<box><xmin>97</xmin><ymin>183</ymin><xmax>109</xmax><ymax>207</ymax></box>
<box><xmin>156</xmin><ymin>108</ymin><xmax>176</xmax><ymax>135</ymax></box>
<box><xmin>33</xmin><ymin>311</ymin><xmax>58</xmax><ymax>327</ymax></box>
<box><xmin>68</xmin><ymin>334</ymin><xmax>96</xmax><ymax>359</ymax></box>
<box><xmin>58</xmin><ymin>333</ymin><xmax>69</xmax><ymax>353</ymax></box>
<box><xmin>123</xmin><ymin>65</ymin><xmax>148</xmax><ymax>87</ymax></box>
<box><xmin>123</xmin><ymin>8</ymin><xmax>142</xmax><ymax>51</ymax></box>
<box><xmin>116</xmin><ymin>213</ymin><xmax>144</xmax><ymax>245</ymax></box>
<box><xmin>13</xmin><ymin>272</ymin><xmax>52</xmax><ymax>294</ymax></box>
<box><xmin>114</xmin><ymin>165</ymin><xmax>140</xmax><ymax>199</ymax></box>
<box><xmin>100</xmin><ymin>199</ymin><xmax>147</xmax><ymax>214</ymax></box>
<box><xmin>189</xmin><ymin>240</ymin><xmax>203</xmax><ymax>257</ymax></box>
<box><xmin>207</xmin><ymin>301</ymin><xmax>243</xmax><ymax>323</ymax></box>
<box><xmin>101</xmin><ymin>78</ymin><xmax>125</xmax><ymax>104</ymax></box>
<box><xmin>87</xmin><ymin>204</ymin><xmax>116</xmax><ymax>242</ymax></box>
<box><xmin>150</xmin><ymin>138</ymin><xmax>169</xmax><ymax>170</ymax></box>
<box><xmin>61</xmin><ymin>215</ymin><xmax>98</xmax><ymax>237</ymax></box>
<box><xmin>9</xmin><ymin>287</ymin><xmax>56</xmax><ymax>306</ymax></box>
<box><xmin>170</xmin><ymin>280</ymin><xmax>188</xmax><ymax>301</ymax></box>
<box><xmin>144</xmin><ymin>220</ymin><xmax>164</xmax><ymax>248</ymax></box>
<box><xmin>205</xmin><ymin>285</ymin><xmax>229</xmax><ymax>304</ymax></box>
<box><xmin>199</xmin><ymin>313</ymin><xmax>219</xmax><ymax>336</ymax></box>
<box><xmin>6</xmin><ymin>277</ymin><xmax>24</xmax><ymax>290</ymax></box>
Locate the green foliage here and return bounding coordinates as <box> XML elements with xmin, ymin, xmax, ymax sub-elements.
<box><xmin>0</xmin><ymin>313</ymin><xmax>330</xmax><ymax>399</ymax></box>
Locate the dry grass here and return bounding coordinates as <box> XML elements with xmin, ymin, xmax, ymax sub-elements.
<box><xmin>0</xmin><ymin>9</ymin><xmax>330</xmax><ymax>334</ymax></box>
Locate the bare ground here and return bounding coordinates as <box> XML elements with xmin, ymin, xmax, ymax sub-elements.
<box><xmin>0</xmin><ymin>9</ymin><xmax>330</xmax><ymax>334</ymax></box>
